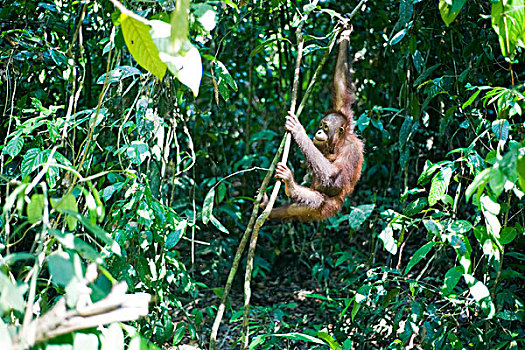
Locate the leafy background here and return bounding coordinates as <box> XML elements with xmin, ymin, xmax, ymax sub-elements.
<box><xmin>0</xmin><ymin>0</ymin><xmax>524</xmax><ymax>349</ymax></box>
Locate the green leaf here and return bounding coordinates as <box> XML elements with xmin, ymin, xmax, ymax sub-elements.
<box><xmin>172</xmin><ymin>324</ymin><xmax>186</xmax><ymax>345</ymax></box>
<box><xmin>194</xmin><ymin>4</ymin><xmax>217</xmax><ymax>32</ymax></box>
<box><xmin>491</xmin><ymin>0</ymin><xmax>525</xmax><ymax>57</ymax></box>
<box><xmin>418</xmin><ymin>161</ymin><xmax>440</xmax><ymax>185</ymax></box>
<box><xmin>74</xmin><ymin>332</ymin><xmax>99</xmax><ymax>350</ymax></box>
<box><xmin>4</xmin><ymin>137</ymin><xmax>24</xmax><ymax>158</ymax></box>
<box><xmin>0</xmin><ymin>272</ymin><xmax>28</xmax><ymax>313</ymax></box>
<box><xmin>399</xmin><ymin>0</ymin><xmax>414</xmax><ymax>26</ymax></box>
<box><xmin>215</xmin><ymin>61</ymin><xmax>238</xmax><ymax>101</ymax></box>
<box><xmin>518</xmin><ymin>153</ymin><xmax>525</xmax><ymax>191</ymax></box>
<box><xmin>209</xmin><ymin>214</ymin><xmax>229</xmax><ymax>234</ymax></box>
<box><xmin>403</xmin><ymin>197</ymin><xmax>428</xmax><ymax>216</ymax></box>
<box><xmin>27</xmin><ymin>194</ymin><xmax>44</xmax><ymax>224</ymax></box>
<box><xmin>492</xmin><ymin>119</ymin><xmax>510</xmax><ymax>141</ymax></box>
<box><xmin>348</xmin><ymin>204</ymin><xmax>375</xmax><ymax>230</ymax></box>
<box><xmin>464</xmin><ymin>275</ymin><xmax>490</xmax><ymax>301</ymax></box>
<box><xmin>317</xmin><ymin>331</ymin><xmax>342</xmax><ymax>350</ymax></box>
<box><xmin>126</xmin><ymin>141</ymin><xmax>150</xmax><ymax>165</ymax></box>
<box><xmin>101</xmin><ymin>323</ymin><xmax>125</xmax><ymax>350</ymax></box>
<box><xmin>202</xmin><ymin>188</ymin><xmax>215</xmax><ymax>225</ymax></box>
<box><xmin>428</xmin><ymin>167</ymin><xmax>452</xmax><ymax>206</ymax></box>
<box><xmin>423</xmin><ymin>219</ymin><xmax>442</xmax><ymax>236</ymax></box>
<box><xmin>51</xmin><ymin>193</ymin><xmax>78</xmax><ymax>230</ymax></box>
<box><xmin>20</xmin><ymin>148</ymin><xmax>40</xmax><ymax>179</ymax></box>
<box><xmin>442</xmin><ymin>266</ymin><xmax>463</xmax><ymax>295</ymax></box>
<box><xmin>399</xmin><ymin>116</ymin><xmax>413</xmax><ymax>147</ymax></box>
<box><xmin>379</xmin><ymin>226</ymin><xmax>398</xmax><ymax>255</ymax></box>
<box><xmin>120</xmin><ymin>14</ymin><xmax>167</xmax><ymax>80</ymax></box>
<box><xmin>47</xmin><ymin>251</ymin><xmax>80</xmax><ymax>287</ymax></box>
<box><xmin>169</xmin><ymin>0</ymin><xmax>190</xmax><ymax>54</ymax></box>
<box><xmin>439</xmin><ymin>0</ymin><xmax>466</xmax><ymax>26</ymax></box>
<box><xmin>390</xmin><ymin>28</ymin><xmax>407</xmax><ymax>46</ymax></box>
<box><xmin>448</xmin><ymin>220</ymin><xmax>473</xmax><ymax>234</ymax></box>
<box><xmin>404</xmin><ymin>241</ymin><xmax>436</xmax><ymax>275</ymax></box>
<box><xmin>462</xmin><ymin>89</ymin><xmax>481</xmax><ymax>109</ymax></box>
<box><xmin>165</xmin><ymin>219</ymin><xmax>187</xmax><ymax>249</ymax></box>
<box><xmin>499</xmin><ymin>227</ymin><xmax>517</xmax><ymax>245</ymax></box>
<box><xmin>60</xmin><ymin>210</ymin><xmax>121</xmax><ymax>256</ymax></box>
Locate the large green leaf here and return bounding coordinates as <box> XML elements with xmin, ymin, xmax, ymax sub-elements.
<box><xmin>379</xmin><ymin>226</ymin><xmax>398</xmax><ymax>255</ymax></box>
<box><xmin>442</xmin><ymin>266</ymin><xmax>463</xmax><ymax>295</ymax></box>
<box><xmin>27</xmin><ymin>194</ymin><xmax>44</xmax><ymax>224</ymax></box>
<box><xmin>491</xmin><ymin>0</ymin><xmax>525</xmax><ymax>57</ymax></box>
<box><xmin>4</xmin><ymin>136</ymin><xmax>24</xmax><ymax>158</ymax></box>
<box><xmin>428</xmin><ymin>167</ymin><xmax>452</xmax><ymax>206</ymax></box>
<box><xmin>518</xmin><ymin>152</ymin><xmax>525</xmax><ymax>191</ymax></box>
<box><xmin>348</xmin><ymin>204</ymin><xmax>375</xmax><ymax>230</ymax></box>
<box><xmin>51</xmin><ymin>193</ymin><xmax>78</xmax><ymax>230</ymax></box>
<box><xmin>404</xmin><ymin>241</ymin><xmax>437</xmax><ymax>275</ymax></box>
<box><xmin>214</xmin><ymin>60</ymin><xmax>238</xmax><ymax>102</ymax></box>
<box><xmin>439</xmin><ymin>0</ymin><xmax>467</xmax><ymax>26</ymax></box>
<box><xmin>49</xmin><ymin>228</ymin><xmax>103</xmax><ymax>264</ymax></box>
<box><xmin>120</xmin><ymin>14</ymin><xmax>167</xmax><ymax>80</ymax></box>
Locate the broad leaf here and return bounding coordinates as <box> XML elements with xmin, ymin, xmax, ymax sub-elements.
<box><xmin>348</xmin><ymin>204</ymin><xmax>375</xmax><ymax>230</ymax></box>
<box><xmin>404</xmin><ymin>241</ymin><xmax>436</xmax><ymax>275</ymax></box>
<box><xmin>120</xmin><ymin>14</ymin><xmax>167</xmax><ymax>80</ymax></box>
<box><xmin>439</xmin><ymin>0</ymin><xmax>467</xmax><ymax>26</ymax></box>
<box><xmin>443</xmin><ymin>266</ymin><xmax>463</xmax><ymax>295</ymax></box>
<box><xmin>428</xmin><ymin>167</ymin><xmax>452</xmax><ymax>206</ymax></box>
<box><xmin>4</xmin><ymin>137</ymin><xmax>24</xmax><ymax>158</ymax></box>
<box><xmin>491</xmin><ymin>0</ymin><xmax>525</xmax><ymax>57</ymax></box>
<box><xmin>51</xmin><ymin>193</ymin><xmax>78</xmax><ymax>230</ymax></box>
<box><xmin>379</xmin><ymin>226</ymin><xmax>398</xmax><ymax>255</ymax></box>
<box><xmin>27</xmin><ymin>194</ymin><xmax>44</xmax><ymax>224</ymax></box>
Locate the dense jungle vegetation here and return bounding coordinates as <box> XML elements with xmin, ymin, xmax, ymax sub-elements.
<box><xmin>1</xmin><ymin>0</ymin><xmax>524</xmax><ymax>349</ymax></box>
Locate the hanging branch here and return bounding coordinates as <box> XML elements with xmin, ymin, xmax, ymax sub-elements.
<box><xmin>208</xmin><ymin>26</ymin><xmax>341</xmax><ymax>350</ymax></box>
<box><xmin>240</xmin><ymin>17</ymin><xmax>305</xmax><ymax>350</ymax></box>
<box><xmin>209</xmin><ymin>1</ymin><xmax>369</xmax><ymax>346</ymax></box>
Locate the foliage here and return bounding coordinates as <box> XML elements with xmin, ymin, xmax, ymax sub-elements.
<box><xmin>1</xmin><ymin>0</ymin><xmax>524</xmax><ymax>349</ymax></box>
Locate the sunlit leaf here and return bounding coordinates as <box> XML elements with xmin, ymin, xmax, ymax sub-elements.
<box><xmin>0</xmin><ymin>272</ymin><xmax>28</xmax><ymax>313</ymax></box>
<box><xmin>21</xmin><ymin>148</ymin><xmax>40</xmax><ymax>179</ymax></box>
<box><xmin>120</xmin><ymin>14</ymin><xmax>167</xmax><ymax>80</ymax></box>
<box><xmin>27</xmin><ymin>194</ymin><xmax>44</xmax><ymax>224</ymax></box>
<box><xmin>49</xmin><ymin>228</ymin><xmax>102</xmax><ymax>263</ymax></box>
<box><xmin>101</xmin><ymin>324</ymin><xmax>125</xmax><ymax>350</ymax></box>
<box><xmin>403</xmin><ymin>197</ymin><xmax>428</xmax><ymax>217</ymax></box>
<box><xmin>405</xmin><ymin>241</ymin><xmax>436</xmax><ymax>275</ymax></box>
<box><xmin>492</xmin><ymin>119</ymin><xmax>510</xmax><ymax>141</ymax></box>
<box><xmin>170</xmin><ymin>0</ymin><xmax>190</xmax><ymax>54</ymax></box>
<box><xmin>379</xmin><ymin>226</ymin><xmax>398</xmax><ymax>255</ymax></box>
<box><xmin>491</xmin><ymin>0</ymin><xmax>525</xmax><ymax>57</ymax></box>
<box><xmin>443</xmin><ymin>266</ymin><xmax>462</xmax><ymax>295</ymax></box>
<box><xmin>209</xmin><ymin>214</ymin><xmax>229</xmax><ymax>234</ymax></box>
<box><xmin>499</xmin><ymin>227</ymin><xmax>517</xmax><ymax>245</ymax></box>
<box><xmin>202</xmin><ymin>188</ymin><xmax>215</xmax><ymax>225</ymax></box>
<box><xmin>348</xmin><ymin>204</ymin><xmax>375</xmax><ymax>230</ymax></box>
<box><xmin>439</xmin><ymin>0</ymin><xmax>466</xmax><ymax>26</ymax></box>
<box><xmin>150</xmin><ymin>19</ymin><xmax>203</xmax><ymax>96</ymax></box>
<box><xmin>428</xmin><ymin>167</ymin><xmax>452</xmax><ymax>206</ymax></box>
<box><xmin>4</xmin><ymin>137</ymin><xmax>24</xmax><ymax>158</ymax></box>
<box><xmin>390</xmin><ymin>28</ymin><xmax>407</xmax><ymax>46</ymax></box>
